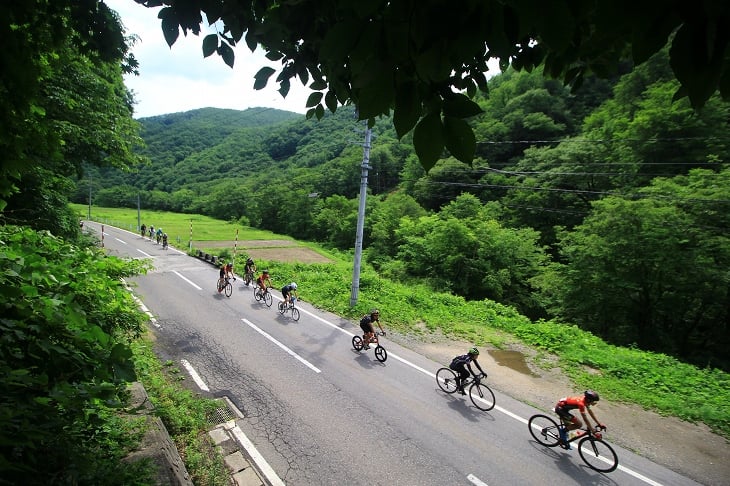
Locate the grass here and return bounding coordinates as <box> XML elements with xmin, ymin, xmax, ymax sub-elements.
<box><xmin>87</xmin><ymin>204</ymin><xmax>730</xmax><ymax>439</ymax></box>
<box><xmin>130</xmin><ymin>333</ymin><xmax>230</xmax><ymax>485</ymax></box>
<box><xmin>73</xmin><ymin>203</ymin><xmax>288</xmax><ymax>247</ymax></box>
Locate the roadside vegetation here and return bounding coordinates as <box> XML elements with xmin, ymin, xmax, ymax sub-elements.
<box><xmin>78</xmin><ymin>205</ymin><xmax>730</xmax><ymax>439</ymax></box>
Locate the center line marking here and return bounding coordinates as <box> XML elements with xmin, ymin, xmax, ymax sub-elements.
<box><xmin>242</xmin><ymin>318</ymin><xmax>321</xmax><ymax>373</ymax></box>
<box><xmin>173</xmin><ymin>270</ymin><xmax>202</xmax><ymax>290</ymax></box>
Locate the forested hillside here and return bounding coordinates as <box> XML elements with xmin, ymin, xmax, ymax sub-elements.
<box><xmin>75</xmin><ymin>47</ymin><xmax>730</xmax><ymax>372</ymax></box>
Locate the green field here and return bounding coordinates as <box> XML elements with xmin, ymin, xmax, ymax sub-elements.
<box><xmin>74</xmin><ymin>203</ymin><xmax>290</xmax><ymax>245</ymax></box>
<box><xmin>77</xmin><ymin>204</ymin><xmax>730</xmax><ymax>438</ymax></box>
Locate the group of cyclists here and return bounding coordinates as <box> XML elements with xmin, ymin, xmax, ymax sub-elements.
<box><xmin>140</xmin><ymin>223</ymin><xmax>168</xmax><ymax>248</ymax></box>
<box><xmin>217</xmin><ymin>257</ymin><xmax>606</xmax><ymax>444</ymax></box>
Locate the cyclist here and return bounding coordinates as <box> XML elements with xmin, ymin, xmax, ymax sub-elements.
<box><xmin>140</xmin><ymin>223</ymin><xmax>146</xmax><ymax>237</ymax></box>
<box><xmin>148</xmin><ymin>225</ymin><xmax>154</xmax><ymax>239</ymax></box>
<box><xmin>554</xmin><ymin>390</ymin><xmax>605</xmax><ymax>448</ymax></box>
<box><xmin>256</xmin><ymin>270</ymin><xmax>273</xmax><ymax>294</ymax></box>
<box><xmin>359</xmin><ymin>309</ymin><xmax>385</xmax><ymax>350</ymax></box>
<box><xmin>217</xmin><ymin>262</ymin><xmax>227</xmax><ymax>292</ymax></box>
<box><xmin>449</xmin><ymin>348</ymin><xmax>486</xmax><ymax>395</ymax></box>
<box><xmin>162</xmin><ymin>232</ymin><xmax>168</xmax><ymax>249</ymax></box>
<box><xmin>244</xmin><ymin>257</ymin><xmax>256</xmax><ymax>285</ymax></box>
<box><xmin>225</xmin><ymin>261</ymin><xmax>235</xmax><ymax>281</ymax></box>
<box><xmin>281</xmin><ymin>282</ymin><xmax>299</xmax><ymax>307</ymax></box>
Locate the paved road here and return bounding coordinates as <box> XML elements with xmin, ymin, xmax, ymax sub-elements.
<box><xmin>92</xmin><ymin>222</ymin><xmax>701</xmax><ymax>486</ymax></box>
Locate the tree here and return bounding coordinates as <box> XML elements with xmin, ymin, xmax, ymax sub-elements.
<box><xmin>137</xmin><ymin>0</ymin><xmax>730</xmax><ymax>170</ymax></box>
<box><xmin>0</xmin><ymin>1</ymin><xmax>137</xmax><ymax>205</ymax></box>
<box><xmin>551</xmin><ymin>173</ymin><xmax>730</xmax><ymax>369</ymax></box>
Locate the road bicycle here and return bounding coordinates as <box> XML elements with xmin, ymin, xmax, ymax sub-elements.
<box><xmin>527</xmin><ymin>413</ymin><xmax>618</xmax><ymax>473</ymax></box>
<box><xmin>217</xmin><ymin>276</ymin><xmax>233</xmax><ymax>297</ymax></box>
<box><xmin>277</xmin><ymin>296</ymin><xmax>300</xmax><ymax>321</ymax></box>
<box><xmin>162</xmin><ymin>237</ymin><xmax>168</xmax><ymax>250</ymax></box>
<box><xmin>244</xmin><ymin>270</ymin><xmax>255</xmax><ymax>286</ymax></box>
<box><xmin>352</xmin><ymin>331</ymin><xmax>387</xmax><ymax>362</ymax></box>
<box><xmin>253</xmin><ymin>285</ymin><xmax>273</xmax><ymax>307</ymax></box>
<box><xmin>436</xmin><ymin>369</ymin><xmax>495</xmax><ymax>411</ymax></box>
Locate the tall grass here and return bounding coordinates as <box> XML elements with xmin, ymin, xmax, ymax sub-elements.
<box><xmin>85</xmin><ymin>205</ymin><xmax>730</xmax><ymax>438</ymax></box>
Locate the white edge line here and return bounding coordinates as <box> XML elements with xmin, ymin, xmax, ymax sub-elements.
<box><xmin>229</xmin><ymin>423</ymin><xmax>286</xmax><ymax>486</ymax></box>
<box><xmin>173</xmin><ymin>270</ymin><xmax>202</xmax><ymax>290</ymax></box>
<box><xmin>114</xmin><ymin>237</ymin><xmax>128</xmax><ymax>244</ymax></box>
<box><xmin>136</xmin><ymin>248</ymin><xmax>152</xmax><ymax>257</ymax></box>
<box><xmin>242</xmin><ymin>318</ymin><xmax>321</xmax><ymax>373</ymax></box>
<box><xmin>617</xmin><ymin>465</ymin><xmax>665</xmax><ymax>486</ymax></box>
<box><xmin>467</xmin><ymin>473</ymin><xmax>489</xmax><ymax>486</ymax></box>
<box><xmin>180</xmin><ymin>359</ymin><xmax>210</xmax><ymax>392</ymax></box>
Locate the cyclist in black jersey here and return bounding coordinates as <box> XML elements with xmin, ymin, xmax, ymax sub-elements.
<box><xmin>449</xmin><ymin>347</ymin><xmax>485</xmax><ymax>394</ymax></box>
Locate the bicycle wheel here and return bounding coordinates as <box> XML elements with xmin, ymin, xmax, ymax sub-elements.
<box><xmin>578</xmin><ymin>437</ymin><xmax>618</xmax><ymax>473</ymax></box>
<box><xmin>253</xmin><ymin>288</ymin><xmax>262</xmax><ymax>301</ymax></box>
<box><xmin>263</xmin><ymin>292</ymin><xmax>273</xmax><ymax>307</ymax></box>
<box><xmin>436</xmin><ymin>368</ymin><xmax>458</xmax><ymax>393</ymax></box>
<box><xmin>224</xmin><ymin>282</ymin><xmax>232</xmax><ymax>297</ymax></box>
<box><xmin>528</xmin><ymin>414</ymin><xmax>561</xmax><ymax>447</ymax></box>
<box><xmin>374</xmin><ymin>345</ymin><xmax>387</xmax><ymax>362</ymax></box>
<box><xmin>278</xmin><ymin>301</ymin><xmax>286</xmax><ymax>314</ymax></box>
<box><xmin>217</xmin><ymin>280</ymin><xmax>224</xmax><ymax>293</ymax></box>
<box><xmin>352</xmin><ymin>335</ymin><xmax>363</xmax><ymax>351</ymax></box>
<box><xmin>291</xmin><ymin>308</ymin><xmax>300</xmax><ymax>321</ymax></box>
<box><xmin>469</xmin><ymin>382</ymin><xmax>496</xmax><ymax>411</ymax></box>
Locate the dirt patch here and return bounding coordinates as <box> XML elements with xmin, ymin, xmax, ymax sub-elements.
<box><xmin>388</xmin><ymin>329</ymin><xmax>730</xmax><ymax>486</ymax></box>
<box><xmin>195</xmin><ymin>240</ymin><xmax>332</xmax><ymax>264</ymax></box>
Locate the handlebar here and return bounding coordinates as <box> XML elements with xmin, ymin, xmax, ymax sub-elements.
<box><xmin>594</xmin><ymin>424</ymin><xmax>607</xmax><ymax>432</ymax></box>
<box><xmin>378</xmin><ymin>331</ymin><xmax>386</xmax><ymax>336</ymax></box>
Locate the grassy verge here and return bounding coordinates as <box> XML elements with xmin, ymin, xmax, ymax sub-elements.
<box><xmin>130</xmin><ymin>333</ymin><xmax>230</xmax><ymax>485</ymax></box>
<box><xmin>89</xmin><ymin>204</ymin><xmax>729</xmax><ymax>438</ymax></box>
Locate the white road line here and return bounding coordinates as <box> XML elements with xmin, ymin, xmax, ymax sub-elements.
<box><xmin>242</xmin><ymin>318</ymin><xmax>321</xmax><ymax>373</ymax></box>
<box><xmin>229</xmin><ymin>424</ymin><xmax>286</xmax><ymax>486</ymax></box>
<box><xmin>181</xmin><ymin>359</ymin><xmax>210</xmax><ymax>392</ymax></box>
<box><xmin>173</xmin><ymin>270</ymin><xmax>202</xmax><ymax>290</ymax></box>
<box><xmin>114</xmin><ymin>237</ymin><xmax>127</xmax><ymax>244</ymax></box>
<box><xmin>617</xmin><ymin>465</ymin><xmax>664</xmax><ymax>486</ymax></box>
<box><xmin>137</xmin><ymin>248</ymin><xmax>152</xmax><ymax>257</ymax></box>
<box><xmin>467</xmin><ymin>474</ymin><xmax>489</xmax><ymax>486</ymax></box>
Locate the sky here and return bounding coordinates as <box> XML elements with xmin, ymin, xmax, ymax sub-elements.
<box><xmin>106</xmin><ymin>0</ymin><xmax>311</xmax><ymax>118</ymax></box>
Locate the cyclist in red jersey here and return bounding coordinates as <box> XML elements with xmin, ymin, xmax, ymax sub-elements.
<box><xmin>554</xmin><ymin>390</ymin><xmax>605</xmax><ymax>447</ymax></box>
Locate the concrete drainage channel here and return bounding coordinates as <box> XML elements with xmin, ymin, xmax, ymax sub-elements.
<box><xmin>127</xmin><ymin>383</ymin><xmax>282</xmax><ymax>486</ymax></box>
<box><xmin>207</xmin><ymin>396</ymin><xmax>278</xmax><ymax>486</ymax></box>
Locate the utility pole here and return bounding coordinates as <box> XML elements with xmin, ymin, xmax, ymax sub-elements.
<box><xmin>350</xmin><ymin>121</ymin><xmax>372</xmax><ymax>307</ymax></box>
<box><xmin>88</xmin><ymin>172</ymin><xmax>92</xmax><ymax>220</ymax></box>
<box><xmin>137</xmin><ymin>193</ymin><xmax>141</xmax><ymax>231</ymax></box>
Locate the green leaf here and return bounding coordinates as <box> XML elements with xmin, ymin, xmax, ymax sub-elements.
<box><xmin>393</xmin><ymin>82</ymin><xmax>421</xmax><ymax>139</ymax></box>
<box><xmin>443</xmin><ymin>116</ymin><xmax>476</xmax><ymax>163</ymax></box>
<box><xmin>202</xmin><ymin>34</ymin><xmax>218</xmax><ymax>58</ymax></box>
<box><xmin>160</xmin><ymin>16</ymin><xmax>179</xmax><ymax>47</ymax></box>
<box><xmin>253</xmin><ymin>66</ymin><xmax>276</xmax><ymax>90</ymax></box>
<box><xmin>413</xmin><ymin>111</ymin><xmax>444</xmax><ymax>172</ymax></box>
<box><xmin>325</xmin><ymin>90</ymin><xmax>338</xmax><ymax>112</ymax></box>
<box><xmin>310</xmin><ymin>79</ymin><xmax>327</xmax><ymax>90</ymax></box>
<box><xmin>306</xmin><ymin>92</ymin><xmax>323</xmax><ymax>108</ymax></box>
<box><xmin>442</xmin><ymin>94</ymin><xmax>483</xmax><ymax>118</ymax></box>
<box><xmin>217</xmin><ymin>42</ymin><xmax>235</xmax><ymax>68</ymax></box>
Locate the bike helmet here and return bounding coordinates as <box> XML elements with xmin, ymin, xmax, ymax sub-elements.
<box><xmin>584</xmin><ymin>390</ymin><xmax>600</xmax><ymax>403</ymax></box>
<box><xmin>468</xmin><ymin>347</ymin><xmax>479</xmax><ymax>356</ymax></box>
<box><xmin>290</xmin><ymin>282</ymin><xmax>297</xmax><ymax>290</ymax></box>
<box><xmin>263</xmin><ymin>270</ymin><xmax>269</xmax><ymax>275</ymax></box>
<box><xmin>246</xmin><ymin>257</ymin><xmax>253</xmax><ymax>264</ymax></box>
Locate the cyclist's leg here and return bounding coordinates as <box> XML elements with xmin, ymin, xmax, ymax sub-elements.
<box><xmin>451</xmin><ymin>364</ymin><xmax>468</xmax><ymax>393</ymax></box>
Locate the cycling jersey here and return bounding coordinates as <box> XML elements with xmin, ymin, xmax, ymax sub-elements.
<box><xmin>555</xmin><ymin>395</ymin><xmax>590</xmax><ymax>413</ymax></box>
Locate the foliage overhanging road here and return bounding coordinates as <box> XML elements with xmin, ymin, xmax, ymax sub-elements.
<box><xmin>96</xmin><ymin>222</ymin><xmax>700</xmax><ymax>486</ymax></box>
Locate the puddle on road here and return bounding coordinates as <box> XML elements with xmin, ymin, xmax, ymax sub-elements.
<box><xmin>488</xmin><ymin>349</ymin><xmax>538</xmax><ymax>377</ymax></box>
